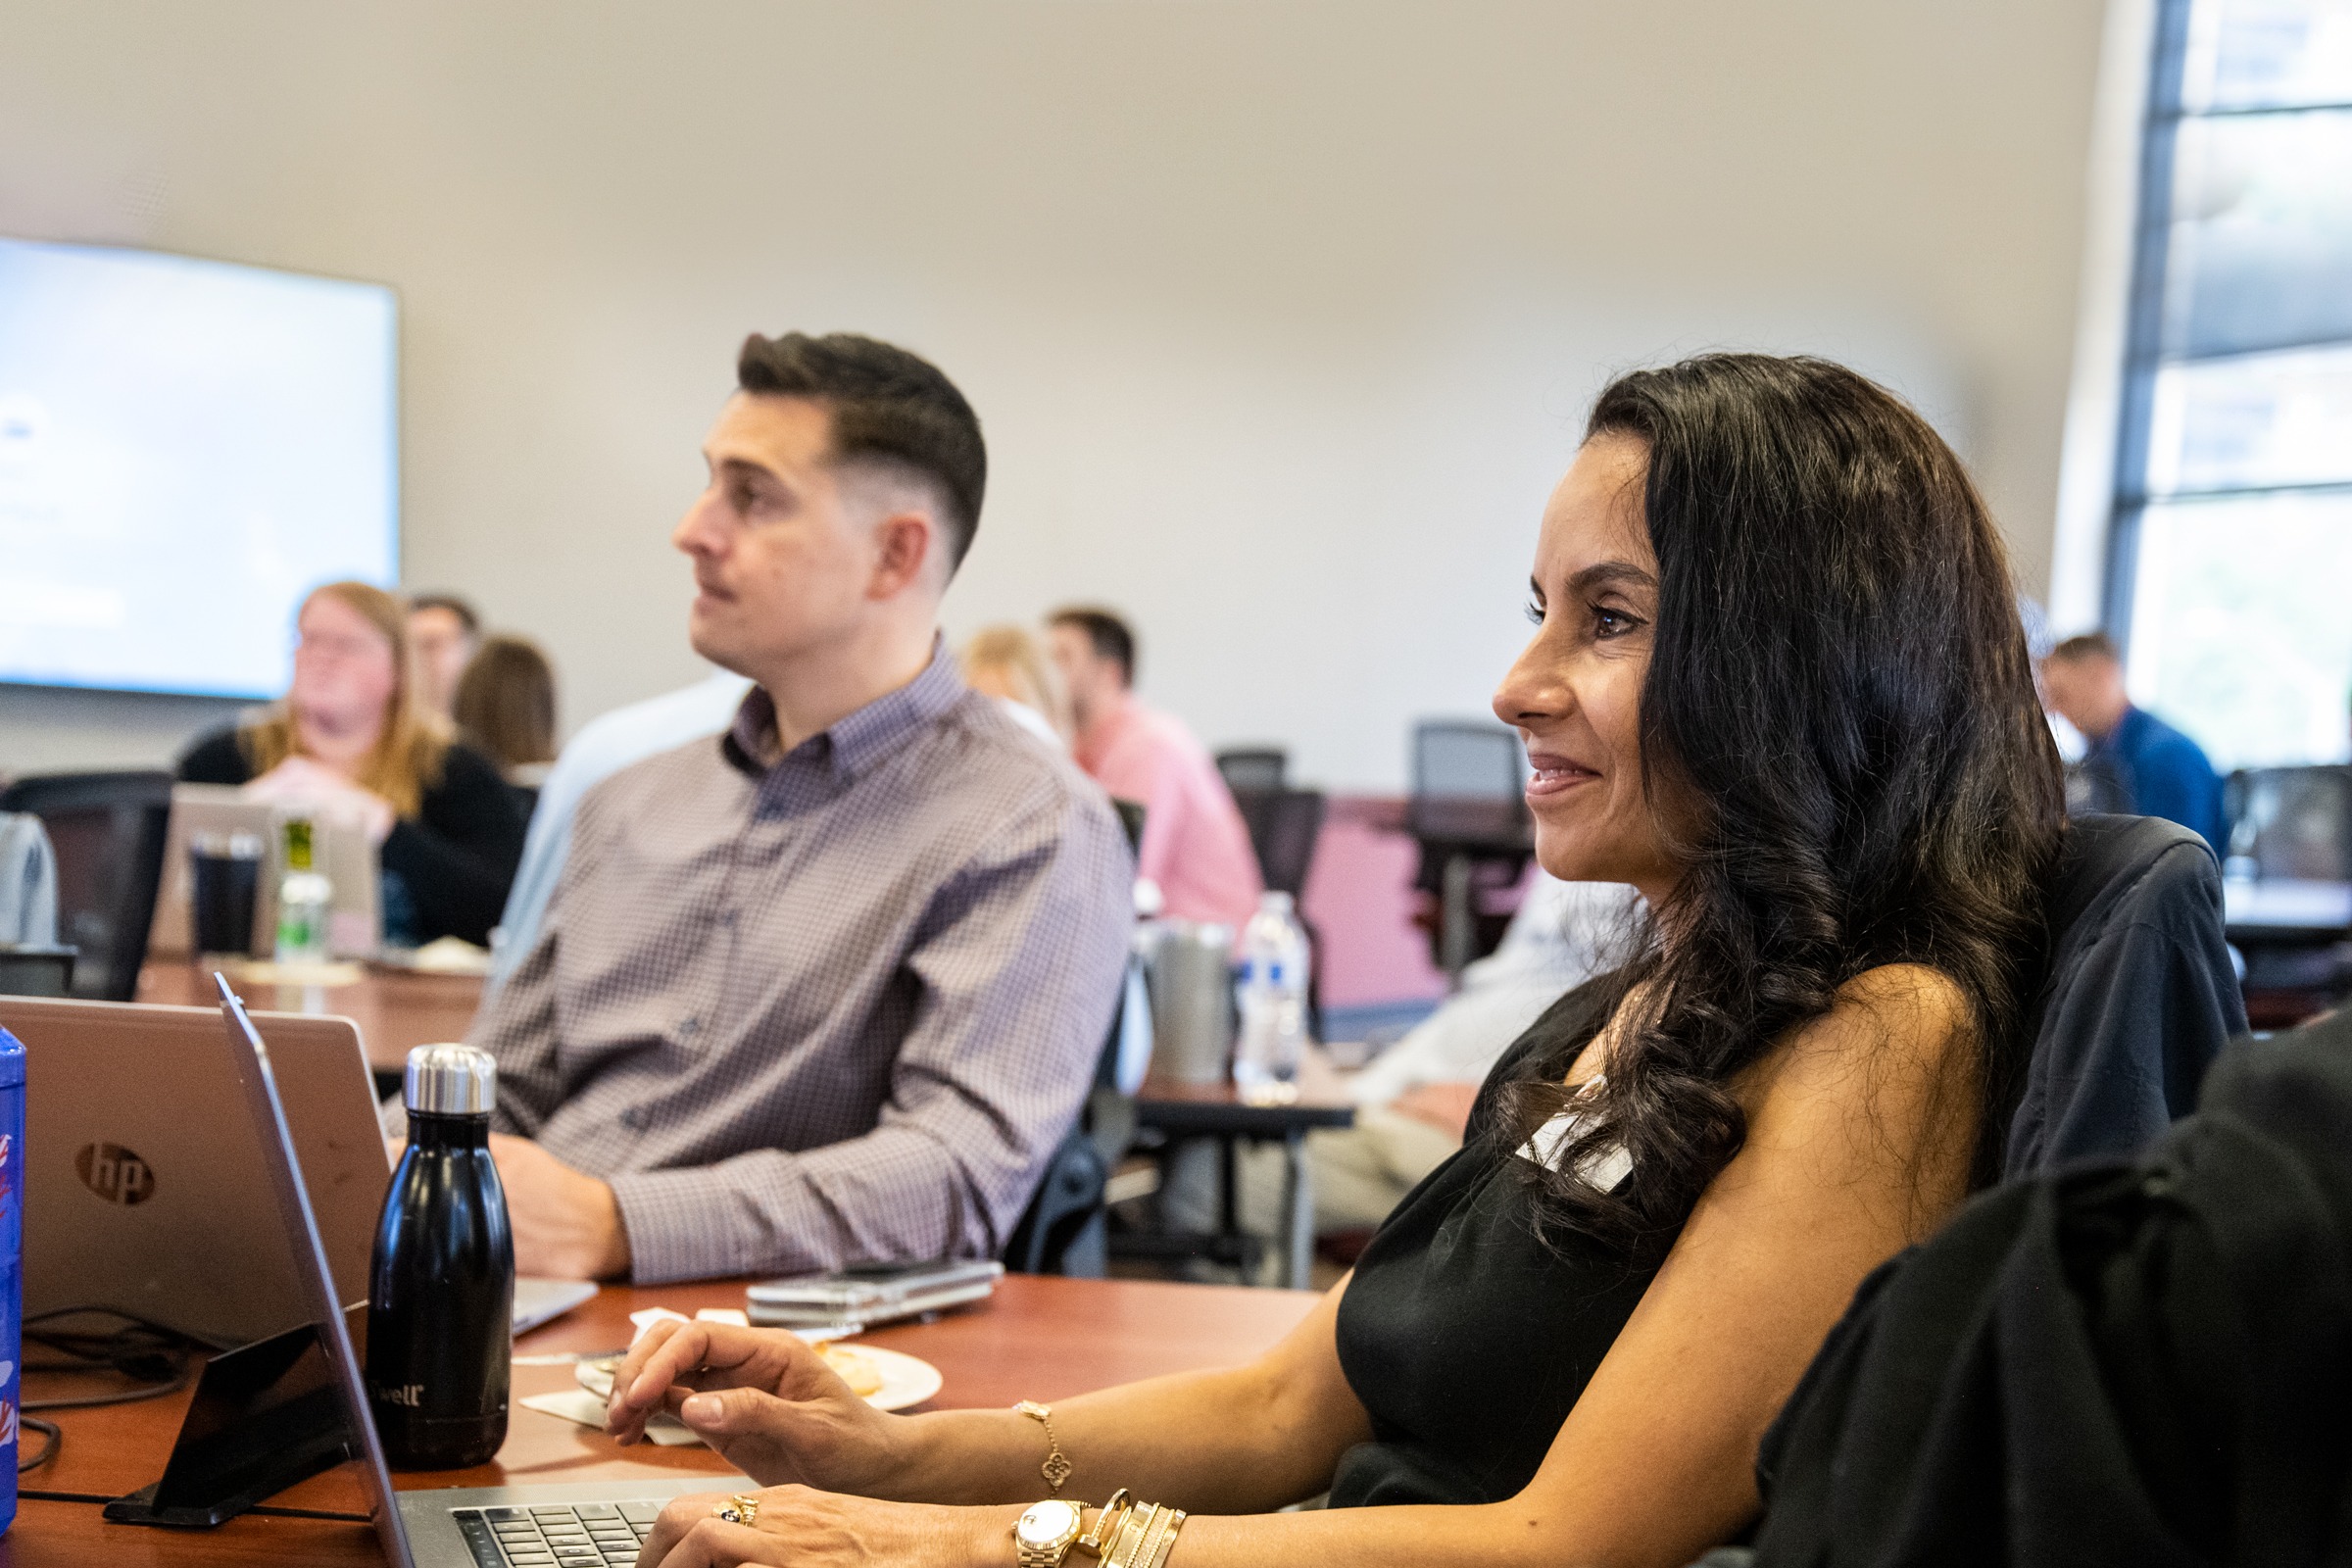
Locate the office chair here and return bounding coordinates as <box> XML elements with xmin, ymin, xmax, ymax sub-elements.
<box><xmin>1004</xmin><ymin>903</ymin><xmax>1156</xmax><ymax>1277</ymax></box>
<box><xmin>1215</xmin><ymin>748</ymin><xmax>1288</xmax><ymax>795</ymax></box>
<box><xmin>1230</xmin><ymin>788</ymin><xmax>1325</xmax><ymax>901</ymax></box>
<box><xmin>2225</xmin><ymin>764</ymin><xmax>2352</xmax><ymax>882</ymax></box>
<box><xmin>0</xmin><ymin>771</ymin><xmax>174</xmax><ymax>1004</ymax></box>
<box><xmin>1230</xmin><ymin>787</ymin><xmax>1328</xmax><ymax>1039</ymax></box>
<box><xmin>1407</xmin><ymin>719</ymin><xmax>1532</xmax><ymax>975</ymax></box>
<box><xmin>1003</xmin><ymin>1124</ymin><xmax>1111</xmax><ymax>1277</ymax></box>
<box><xmin>2005</xmin><ymin>812</ymin><xmax>2246</xmax><ymax>1175</ymax></box>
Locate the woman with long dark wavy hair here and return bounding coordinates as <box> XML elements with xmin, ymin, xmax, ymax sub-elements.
<box><xmin>603</xmin><ymin>354</ymin><xmax>2066</xmax><ymax>1568</ymax></box>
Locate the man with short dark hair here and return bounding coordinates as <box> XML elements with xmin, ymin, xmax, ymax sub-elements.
<box><xmin>1049</xmin><ymin>606</ymin><xmax>1262</xmax><ymax>932</ymax></box>
<box><xmin>471</xmin><ymin>333</ymin><xmax>1133</xmax><ymax>1284</ymax></box>
<box><xmin>408</xmin><ymin>592</ymin><xmax>480</xmax><ymax>722</ymax></box>
<box><xmin>2040</xmin><ymin>631</ymin><xmax>2227</xmax><ymax>849</ymax></box>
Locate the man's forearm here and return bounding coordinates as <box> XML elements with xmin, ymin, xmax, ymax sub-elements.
<box><xmin>607</xmin><ymin>1131</ymin><xmax>999</xmax><ymax>1285</ymax></box>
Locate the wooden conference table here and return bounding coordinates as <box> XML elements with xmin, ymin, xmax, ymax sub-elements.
<box><xmin>9</xmin><ymin>1274</ymin><xmax>1319</xmax><ymax>1566</ymax></box>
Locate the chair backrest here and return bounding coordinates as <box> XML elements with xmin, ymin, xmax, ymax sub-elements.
<box><xmin>2226</xmin><ymin>764</ymin><xmax>2352</xmax><ymax>882</ymax></box>
<box><xmin>1002</xmin><ymin>1122</ymin><xmax>1109</xmax><ymax>1277</ymax></box>
<box><xmin>1230</xmin><ymin>787</ymin><xmax>1326</xmax><ymax>900</ymax></box>
<box><xmin>2006</xmin><ymin>812</ymin><xmax>2247</xmax><ymax>1176</ymax></box>
<box><xmin>1408</xmin><ymin>720</ymin><xmax>1526</xmax><ymax>841</ymax></box>
<box><xmin>1412</xmin><ymin>719</ymin><xmax>1522</xmax><ymax>800</ymax></box>
<box><xmin>0</xmin><ymin>946</ymin><xmax>75</xmax><ymax>999</ymax></box>
<box><xmin>0</xmin><ymin>771</ymin><xmax>174</xmax><ymax>1004</ymax></box>
<box><xmin>1215</xmin><ymin>748</ymin><xmax>1288</xmax><ymax>794</ymax></box>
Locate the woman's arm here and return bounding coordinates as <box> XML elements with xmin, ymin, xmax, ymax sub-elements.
<box><xmin>610</xmin><ymin>1279</ymin><xmax>1371</xmax><ymax>1514</ymax></box>
<box><xmin>895</xmin><ymin>1282</ymin><xmax>1370</xmax><ymax>1511</ymax></box>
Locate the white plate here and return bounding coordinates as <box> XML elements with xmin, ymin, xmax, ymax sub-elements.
<box><xmin>576</xmin><ymin>1343</ymin><xmax>943</xmax><ymax>1414</ymax></box>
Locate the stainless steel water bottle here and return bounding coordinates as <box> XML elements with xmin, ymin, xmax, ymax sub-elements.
<box><xmin>367</xmin><ymin>1043</ymin><xmax>514</xmax><ymax>1469</ymax></box>
<box><xmin>0</xmin><ymin>1026</ymin><xmax>24</xmax><ymax>1531</ymax></box>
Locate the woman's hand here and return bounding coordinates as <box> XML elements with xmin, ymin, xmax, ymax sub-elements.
<box><xmin>243</xmin><ymin>756</ymin><xmax>397</xmax><ymax>844</ymax></box>
<box><xmin>607</xmin><ymin>1321</ymin><xmax>907</xmax><ymax>1494</ymax></box>
<box><xmin>634</xmin><ymin>1487</ymin><xmax>1015</xmax><ymax>1568</ymax></box>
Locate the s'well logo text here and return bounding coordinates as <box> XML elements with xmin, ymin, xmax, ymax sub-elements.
<box><xmin>76</xmin><ymin>1142</ymin><xmax>155</xmax><ymax>1205</ymax></box>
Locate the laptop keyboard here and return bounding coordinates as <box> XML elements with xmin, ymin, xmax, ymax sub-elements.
<box><xmin>453</xmin><ymin>1502</ymin><xmax>664</xmax><ymax>1566</ymax></box>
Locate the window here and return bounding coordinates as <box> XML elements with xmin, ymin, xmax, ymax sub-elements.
<box><xmin>2110</xmin><ymin>0</ymin><xmax>2352</xmax><ymax>767</ymax></box>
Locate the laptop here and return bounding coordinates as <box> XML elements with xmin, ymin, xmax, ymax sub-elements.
<box><xmin>214</xmin><ymin>977</ymin><xmax>750</xmax><ymax>1567</ymax></box>
<box><xmin>3</xmin><ymin>994</ymin><xmax>389</xmax><ymax>1347</ymax></box>
<box><xmin>151</xmin><ymin>784</ymin><xmax>381</xmax><ymax>959</ymax></box>
<box><xmin>0</xmin><ymin>995</ymin><xmax>598</xmax><ymax>1346</ymax></box>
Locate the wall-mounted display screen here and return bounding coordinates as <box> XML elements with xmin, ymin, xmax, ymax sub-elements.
<box><xmin>0</xmin><ymin>237</ymin><xmax>397</xmax><ymax>699</ymax></box>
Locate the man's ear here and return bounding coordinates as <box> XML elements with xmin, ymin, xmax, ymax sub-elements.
<box><xmin>867</xmin><ymin>510</ymin><xmax>937</xmax><ymax>601</ymax></box>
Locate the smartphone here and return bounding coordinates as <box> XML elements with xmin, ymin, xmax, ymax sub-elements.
<box><xmin>744</xmin><ymin>1258</ymin><xmax>1004</xmax><ymax>1328</ymax></box>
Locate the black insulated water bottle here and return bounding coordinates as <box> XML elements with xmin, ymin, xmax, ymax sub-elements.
<box><xmin>368</xmin><ymin>1043</ymin><xmax>514</xmax><ymax>1469</ymax></box>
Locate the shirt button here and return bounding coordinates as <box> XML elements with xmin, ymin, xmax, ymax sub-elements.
<box><xmin>620</xmin><ymin>1106</ymin><xmax>643</xmax><ymax>1131</ymax></box>
<box><xmin>678</xmin><ymin>1017</ymin><xmax>700</xmax><ymax>1039</ymax></box>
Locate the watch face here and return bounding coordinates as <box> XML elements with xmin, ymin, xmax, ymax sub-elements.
<box><xmin>1016</xmin><ymin>1499</ymin><xmax>1082</xmax><ymax>1546</ymax></box>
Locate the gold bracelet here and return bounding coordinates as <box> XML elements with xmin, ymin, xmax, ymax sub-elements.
<box><xmin>1013</xmin><ymin>1400</ymin><xmax>1074</xmax><ymax>1494</ymax></box>
<box><xmin>1142</xmin><ymin>1508</ymin><xmax>1187</xmax><ymax>1568</ymax></box>
<box><xmin>1131</xmin><ymin>1502</ymin><xmax>1177</xmax><ymax>1568</ymax></box>
<box><xmin>1078</xmin><ymin>1490</ymin><xmax>1131</xmax><ymax>1558</ymax></box>
<box><xmin>1104</xmin><ymin>1501</ymin><xmax>1157</xmax><ymax>1568</ymax></box>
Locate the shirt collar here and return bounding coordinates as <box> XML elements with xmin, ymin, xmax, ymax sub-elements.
<box><xmin>723</xmin><ymin>637</ymin><xmax>966</xmax><ymax>783</ymax></box>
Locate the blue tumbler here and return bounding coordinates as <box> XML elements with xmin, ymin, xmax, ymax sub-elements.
<box><xmin>0</xmin><ymin>1025</ymin><xmax>23</xmax><ymax>1533</ymax></box>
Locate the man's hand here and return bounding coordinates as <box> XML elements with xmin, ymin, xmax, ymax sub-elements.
<box><xmin>489</xmin><ymin>1132</ymin><xmax>631</xmax><ymax>1280</ymax></box>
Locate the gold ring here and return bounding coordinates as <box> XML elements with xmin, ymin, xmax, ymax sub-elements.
<box><xmin>712</xmin><ymin>1493</ymin><xmax>760</xmax><ymax>1527</ymax></box>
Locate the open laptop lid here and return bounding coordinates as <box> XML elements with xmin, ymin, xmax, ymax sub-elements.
<box><xmin>216</xmin><ymin>974</ymin><xmax>416</xmax><ymax>1568</ymax></box>
<box><xmin>0</xmin><ymin>994</ymin><xmax>388</xmax><ymax>1347</ymax></box>
<box><xmin>156</xmin><ymin>786</ymin><xmax>380</xmax><ymax>959</ymax></box>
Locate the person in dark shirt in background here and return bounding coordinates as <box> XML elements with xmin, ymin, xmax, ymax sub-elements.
<box><xmin>178</xmin><ymin>580</ymin><xmax>526</xmax><ymax>946</ymax></box>
<box><xmin>2039</xmin><ymin>631</ymin><xmax>2227</xmax><ymax>849</ymax></box>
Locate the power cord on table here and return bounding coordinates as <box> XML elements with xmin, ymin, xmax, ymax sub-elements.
<box><xmin>14</xmin><ymin>1306</ymin><xmax>208</xmax><ymax>1476</ymax></box>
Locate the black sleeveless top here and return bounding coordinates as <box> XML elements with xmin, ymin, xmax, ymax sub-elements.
<box><xmin>1329</xmin><ymin>976</ymin><xmax>1687</xmax><ymax>1508</ymax></box>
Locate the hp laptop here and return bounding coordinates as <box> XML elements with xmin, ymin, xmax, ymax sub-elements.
<box><xmin>0</xmin><ymin>995</ymin><xmax>597</xmax><ymax>1346</ymax></box>
<box><xmin>3</xmin><ymin>994</ymin><xmax>389</xmax><ymax>1347</ymax></box>
<box><xmin>215</xmin><ymin>977</ymin><xmax>748</xmax><ymax>1566</ymax></box>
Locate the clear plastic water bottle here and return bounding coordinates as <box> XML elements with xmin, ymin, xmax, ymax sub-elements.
<box><xmin>274</xmin><ymin>817</ymin><xmax>333</xmax><ymax>964</ymax></box>
<box><xmin>368</xmin><ymin>1044</ymin><xmax>514</xmax><ymax>1469</ymax></box>
<box><xmin>1234</xmin><ymin>892</ymin><xmax>1311</xmax><ymax>1105</ymax></box>
<box><xmin>0</xmin><ymin>1026</ymin><xmax>22</xmax><ymax>1533</ymax></box>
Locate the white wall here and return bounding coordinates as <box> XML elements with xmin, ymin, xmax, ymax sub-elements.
<box><xmin>0</xmin><ymin>0</ymin><xmax>2110</xmax><ymax>791</ymax></box>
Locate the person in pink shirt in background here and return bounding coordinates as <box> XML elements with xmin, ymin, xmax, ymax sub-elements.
<box><xmin>1049</xmin><ymin>607</ymin><xmax>1264</xmax><ymax>932</ymax></box>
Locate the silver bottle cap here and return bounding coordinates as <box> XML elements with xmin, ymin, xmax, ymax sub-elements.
<box><xmin>404</xmin><ymin>1042</ymin><xmax>497</xmax><ymax>1116</ymax></box>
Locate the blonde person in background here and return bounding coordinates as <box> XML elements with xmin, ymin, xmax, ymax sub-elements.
<box><xmin>958</xmin><ymin>624</ymin><xmax>1068</xmax><ymax>750</ymax></box>
<box><xmin>176</xmin><ymin>580</ymin><xmax>527</xmax><ymax>948</ymax></box>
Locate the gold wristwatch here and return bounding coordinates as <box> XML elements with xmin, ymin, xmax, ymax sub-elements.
<box><xmin>1013</xmin><ymin>1497</ymin><xmax>1087</xmax><ymax>1567</ymax></box>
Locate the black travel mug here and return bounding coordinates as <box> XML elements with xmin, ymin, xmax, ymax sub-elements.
<box><xmin>188</xmin><ymin>830</ymin><xmax>265</xmax><ymax>956</ymax></box>
<box><xmin>367</xmin><ymin>1044</ymin><xmax>514</xmax><ymax>1469</ymax></box>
